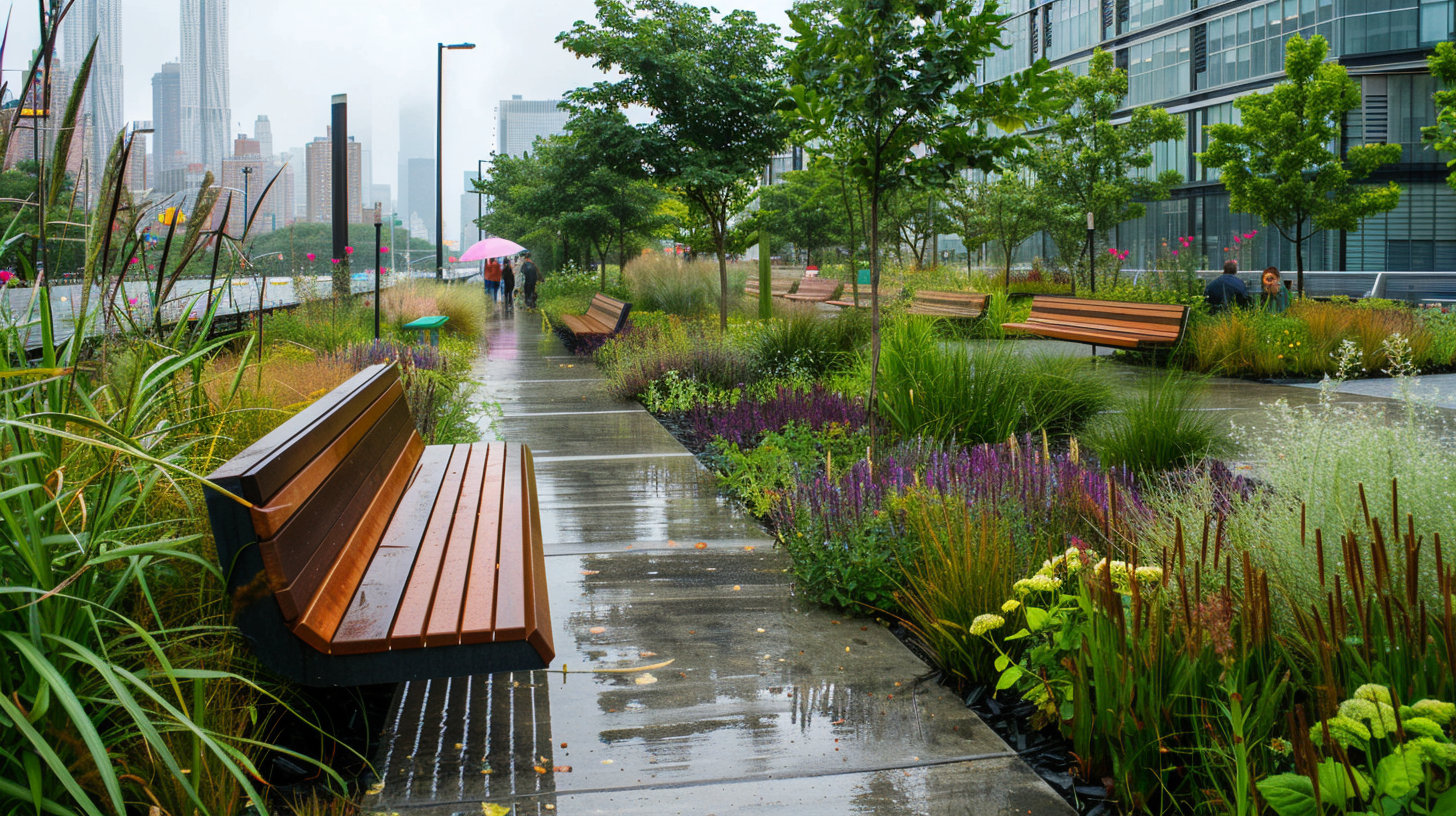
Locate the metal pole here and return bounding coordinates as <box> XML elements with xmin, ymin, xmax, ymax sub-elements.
<box><xmin>242</xmin><ymin>165</ymin><xmax>251</xmax><ymax>233</ymax></box>
<box><xmin>1086</xmin><ymin>212</ymin><xmax>1096</xmax><ymax>294</ymax></box>
<box><xmin>374</xmin><ymin>202</ymin><xmax>382</xmax><ymax>340</ymax></box>
<box><xmin>331</xmin><ymin>94</ymin><xmax>348</xmax><ymax>295</ymax></box>
<box><xmin>436</xmin><ymin>44</ymin><xmax>444</xmax><ymax>281</ymax></box>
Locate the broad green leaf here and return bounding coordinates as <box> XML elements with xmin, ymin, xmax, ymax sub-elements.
<box><xmin>1256</xmin><ymin>774</ymin><xmax>1319</xmax><ymax>816</ymax></box>
<box><xmin>1374</xmin><ymin>747</ymin><xmax>1424</xmax><ymax>802</ymax></box>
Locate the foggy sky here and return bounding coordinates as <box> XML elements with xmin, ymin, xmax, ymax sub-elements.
<box><xmin>5</xmin><ymin>0</ymin><xmax>797</xmax><ymax>242</ymax></box>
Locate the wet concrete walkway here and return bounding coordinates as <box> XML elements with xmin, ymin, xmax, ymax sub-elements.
<box><xmin>365</xmin><ymin>312</ymin><xmax>1071</xmax><ymax>816</ymax></box>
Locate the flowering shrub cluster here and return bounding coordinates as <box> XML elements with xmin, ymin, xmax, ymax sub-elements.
<box><xmin>687</xmin><ymin>383</ymin><xmax>868</xmax><ymax>447</ymax></box>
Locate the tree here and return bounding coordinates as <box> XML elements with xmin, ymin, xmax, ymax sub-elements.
<box><xmin>945</xmin><ymin>174</ymin><xmax>1040</xmax><ymax>292</ymax></box>
<box><xmin>1424</xmin><ymin>41</ymin><xmax>1456</xmax><ymax>193</ymax></box>
<box><xmin>1022</xmin><ymin>48</ymin><xmax>1184</xmax><ymax>280</ymax></box>
<box><xmin>785</xmin><ymin>0</ymin><xmax>1053</xmax><ymax>440</ymax></box>
<box><xmin>881</xmin><ymin>187</ymin><xmax>952</xmax><ymax>268</ymax></box>
<box><xmin>759</xmin><ymin>164</ymin><xmax>849</xmax><ymax>266</ymax></box>
<box><xmin>558</xmin><ymin>0</ymin><xmax>790</xmax><ymax>331</ymax></box>
<box><xmin>1199</xmin><ymin>35</ymin><xmax>1401</xmax><ymax>294</ymax></box>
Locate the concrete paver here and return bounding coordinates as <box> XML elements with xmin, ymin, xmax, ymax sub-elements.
<box><xmin>366</xmin><ymin>312</ymin><xmax>1072</xmax><ymax>816</ymax></box>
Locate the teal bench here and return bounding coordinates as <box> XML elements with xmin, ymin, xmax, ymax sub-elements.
<box><xmin>403</xmin><ymin>315</ymin><xmax>449</xmax><ymax>346</ymax></box>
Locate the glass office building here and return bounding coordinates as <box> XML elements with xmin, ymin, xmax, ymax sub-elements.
<box><xmin>978</xmin><ymin>0</ymin><xmax>1456</xmax><ymax>272</ymax></box>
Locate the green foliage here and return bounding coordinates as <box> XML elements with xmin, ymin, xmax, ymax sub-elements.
<box><xmin>753</xmin><ymin>307</ymin><xmax>868</xmax><ymax>378</ymax></box>
<box><xmin>624</xmin><ymin>255</ymin><xmax>740</xmax><ymax>317</ymax></box>
<box><xmin>710</xmin><ymin>421</ymin><xmax>870</xmax><ymax>518</ymax></box>
<box><xmin>1424</xmin><ymin>41</ymin><xmax>1456</xmax><ymax>193</ymax></box>
<box><xmin>877</xmin><ymin>318</ymin><xmax>1111</xmax><ymax>443</ymax></box>
<box><xmin>758</xmin><ymin>163</ymin><xmax>853</xmax><ymax>266</ymax></box>
<box><xmin>1197</xmin><ymin>35</ymin><xmax>1402</xmax><ymax>290</ymax></box>
<box><xmin>944</xmin><ymin>174</ymin><xmax>1040</xmax><ymax>292</ymax></box>
<box><xmin>1021</xmin><ymin>47</ymin><xmax>1186</xmax><ymax>281</ymax></box>
<box><xmin>262</xmin><ymin>297</ymin><xmax>374</xmax><ymax>353</ymax></box>
<box><xmin>246</xmin><ymin>221</ymin><xmax>433</xmax><ymax>276</ymax></box>
<box><xmin>558</xmin><ymin>0</ymin><xmax>791</xmax><ymax>330</ymax></box>
<box><xmin>1083</xmin><ymin>371</ymin><xmax>1225</xmax><ymax>475</ymax></box>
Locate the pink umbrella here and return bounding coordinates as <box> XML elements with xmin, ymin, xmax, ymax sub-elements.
<box><xmin>460</xmin><ymin>236</ymin><xmax>527</xmax><ymax>262</ymax></box>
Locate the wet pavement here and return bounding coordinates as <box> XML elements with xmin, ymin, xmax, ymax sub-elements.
<box><xmin>365</xmin><ymin>311</ymin><xmax>1072</xmax><ymax>816</ymax></box>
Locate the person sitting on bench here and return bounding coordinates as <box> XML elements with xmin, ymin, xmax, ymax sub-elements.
<box><xmin>1204</xmin><ymin>260</ymin><xmax>1251</xmax><ymax>313</ymax></box>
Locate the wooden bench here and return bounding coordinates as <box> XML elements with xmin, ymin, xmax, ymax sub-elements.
<box><xmin>1001</xmin><ymin>296</ymin><xmax>1190</xmax><ymax>349</ymax></box>
<box><xmin>745</xmin><ymin>276</ymin><xmax>794</xmax><ymax>298</ymax></box>
<box><xmin>783</xmin><ymin>277</ymin><xmax>841</xmax><ymax>303</ymax></box>
<box><xmin>559</xmin><ymin>293</ymin><xmax>631</xmax><ymax>340</ymax></box>
<box><xmin>906</xmin><ymin>290</ymin><xmax>988</xmax><ymax>319</ymax></box>
<box><xmin>204</xmin><ymin>363</ymin><xmax>553</xmax><ymax>686</ymax></box>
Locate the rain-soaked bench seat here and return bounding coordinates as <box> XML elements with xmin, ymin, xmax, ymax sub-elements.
<box><xmin>1001</xmin><ymin>295</ymin><xmax>1189</xmax><ymax>349</ymax></box>
<box><xmin>205</xmin><ymin>363</ymin><xmax>553</xmax><ymax>686</ymax></box>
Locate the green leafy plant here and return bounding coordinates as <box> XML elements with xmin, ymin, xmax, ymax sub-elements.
<box><xmin>1084</xmin><ymin>371</ymin><xmax>1225</xmax><ymax>475</ymax></box>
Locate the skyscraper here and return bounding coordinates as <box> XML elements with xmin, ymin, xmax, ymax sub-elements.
<box><xmin>397</xmin><ymin>96</ymin><xmax>433</xmax><ymax>237</ymax></box>
<box><xmin>151</xmin><ymin>62</ymin><xmax>183</xmax><ymax>184</ymax></box>
<box><xmin>254</xmin><ymin>114</ymin><xmax>273</xmax><ymax>159</ymax></box>
<box><xmin>180</xmin><ymin>0</ymin><xmax>231</xmax><ymax>171</ymax></box>
<box><xmin>406</xmin><ymin>157</ymin><xmax>436</xmax><ymax>244</ymax></box>
<box><xmin>305</xmin><ymin>129</ymin><xmax>363</xmax><ymax>225</ymax></box>
<box><xmin>62</xmin><ymin>0</ymin><xmax>123</xmax><ymax>204</ymax></box>
<box><xmin>497</xmin><ymin>96</ymin><xmax>569</xmax><ymax>158</ymax></box>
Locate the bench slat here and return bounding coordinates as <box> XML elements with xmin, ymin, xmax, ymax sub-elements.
<box><xmin>423</xmin><ymin>444</ymin><xmax>491</xmax><ymax>647</ymax></box>
<box><xmin>250</xmin><ymin>381</ymin><xmax>406</xmax><ymax>540</ymax></box>
<box><xmin>218</xmin><ymin>364</ymin><xmax>398</xmax><ymax>505</ymax></box>
<box><xmin>389</xmin><ymin>445</ymin><xmax>470</xmax><ymax>649</ymax></box>
<box><xmin>263</xmin><ymin>397</ymin><xmax>416</xmax><ymax>622</ymax></box>
<box><xmin>460</xmin><ymin>443</ymin><xmax>509</xmax><ymax>644</ymax></box>
<box><xmin>1002</xmin><ymin>321</ymin><xmax>1150</xmax><ymax>349</ymax></box>
<box><xmin>329</xmin><ymin>445</ymin><xmax>454</xmax><ymax>654</ymax></box>
<box><xmin>492</xmin><ymin>443</ymin><xmax>530</xmax><ymax>644</ymax></box>
<box><xmin>293</xmin><ymin>431</ymin><xmax>424</xmax><ymax>653</ymax></box>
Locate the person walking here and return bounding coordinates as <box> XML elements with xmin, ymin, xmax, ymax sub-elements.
<box><xmin>483</xmin><ymin>257</ymin><xmax>502</xmax><ymax>302</ymax></box>
<box><xmin>501</xmin><ymin>258</ymin><xmax>516</xmax><ymax>312</ymax></box>
<box><xmin>1204</xmin><ymin>260</ymin><xmax>1251</xmax><ymax>313</ymax></box>
<box><xmin>520</xmin><ymin>251</ymin><xmax>540</xmax><ymax>309</ymax></box>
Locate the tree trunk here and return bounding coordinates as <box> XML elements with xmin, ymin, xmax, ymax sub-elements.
<box><xmin>1004</xmin><ymin>247</ymin><xmax>1013</xmax><ymax>295</ymax></box>
<box><xmin>868</xmin><ymin>186</ymin><xmax>882</xmax><ymax>456</ymax></box>
<box><xmin>716</xmin><ymin>214</ymin><xmax>729</xmax><ymax>333</ymax></box>
<box><xmin>1295</xmin><ymin>222</ymin><xmax>1305</xmax><ymax>297</ymax></box>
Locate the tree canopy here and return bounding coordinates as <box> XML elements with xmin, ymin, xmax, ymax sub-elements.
<box><xmin>1198</xmin><ymin>34</ymin><xmax>1401</xmax><ymax>292</ymax></box>
<box><xmin>1424</xmin><ymin>41</ymin><xmax>1456</xmax><ymax>193</ymax></box>
<box><xmin>558</xmin><ymin>0</ymin><xmax>790</xmax><ymax>330</ymax></box>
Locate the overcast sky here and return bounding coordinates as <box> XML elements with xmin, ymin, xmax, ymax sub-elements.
<box><xmin>4</xmin><ymin>0</ymin><xmax>797</xmax><ymax>242</ymax></box>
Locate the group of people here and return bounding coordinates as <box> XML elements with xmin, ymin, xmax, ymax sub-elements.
<box><xmin>481</xmin><ymin>252</ymin><xmax>540</xmax><ymax>310</ymax></box>
<box><xmin>1203</xmin><ymin>260</ymin><xmax>1291</xmax><ymax>313</ymax></box>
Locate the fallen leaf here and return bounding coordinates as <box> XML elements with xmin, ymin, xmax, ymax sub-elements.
<box><xmin>588</xmin><ymin>658</ymin><xmax>675</xmax><ymax>674</ymax></box>
<box><xmin>694</xmin><ymin>542</ymin><xmax>707</xmax><ymax>549</ymax></box>
<box><xmin>581</xmin><ymin>569</ymin><xmax>599</xmax><ymax>575</ymax></box>
<box><xmin>553</xmin><ymin>765</ymin><xmax>573</xmax><ymax>773</ymax></box>
<box><xmin>454</xmin><ymin>743</ymin><xmax>463</xmax><ymax>749</ymax></box>
<box><xmin>667</xmin><ymin>540</ymin><xmax>677</xmax><ymax>546</ymax></box>
<box><xmin>533</xmin><ymin>765</ymin><xmax>548</xmax><ymax>774</ymax></box>
<box><xmin>756</xmin><ymin>628</ymin><xmax>766</xmax><ymax>633</ymax></box>
<box><xmin>589</xmin><ymin>626</ymin><xmax>606</xmax><ymax>634</ymax></box>
<box><xmin>635</xmin><ymin>673</ymin><xmax>658</xmax><ymax>685</ymax></box>
<box><xmin>482</xmin><ymin>804</ymin><xmax>511</xmax><ymax>816</ymax></box>
<box><xmin>602</xmin><ymin>759</ymin><xmax>614</xmax><ymax>764</ymax></box>
<box><xmin>561</xmin><ymin>742</ymin><xmax>568</xmax><ymax>748</ymax></box>
<box><xmin>846</xmin><ymin>647</ymin><xmax>851</xmax><ymax>652</ymax></box>
<box><xmin>743</xmin><ymin>545</ymin><xmax>755</xmax><ymax>551</ymax></box>
<box><xmin>366</xmin><ymin>782</ymin><xmax>384</xmax><ymax>796</ymax></box>
<box><xmin>732</xmin><ymin>585</ymin><xmax>741</xmax><ymax>591</ymax></box>
<box><xmin>639</xmin><ymin>651</ymin><xmax>657</xmax><ymax>657</ymax></box>
<box><xmin>831</xmin><ymin>620</ymin><xmax>841</xmax><ymax>625</ymax></box>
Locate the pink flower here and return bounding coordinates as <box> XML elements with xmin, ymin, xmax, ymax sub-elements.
<box><xmin>1107</xmin><ymin>248</ymin><xmax>1117</xmax><ymax>255</ymax></box>
<box><xmin>0</xmin><ymin>270</ymin><xmax>13</xmax><ymax>284</ymax></box>
<box><xmin>1251</xmin><ymin>230</ymin><xmax>1258</xmax><ymax>235</ymax></box>
<box><xmin>1120</xmin><ymin>251</ymin><xmax>1129</xmax><ymax>260</ymax></box>
<box><xmin>1234</xmin><ymin>236</ymin><xmax>1241</xmax><ymax>243</ymax></box>
<box><xmin>448</xmin><ymin>256</ymin><xmax>457</xmax><ymax>263</ymax></box>
<box><xmin>129</xmin><ymin>257</ymin><xmax>138</xmax><ymax>265</ymax></box>
<box><xmin>1243</xmin><ymin>233</ymin><xmax>1253</xmax><ymax>240</ymax></box>
<box><xmin>331</xmin><ymin>258</ymin><xmax>341</xmax><ymax>264</ymax></box>
<box><xmin>381</xmin><ymin>246</ymin><xmax>390</xmax><ymax>254</ymax></box>
<box><xmin>1171</xmin><ymin>250</ymin><xmax>1179</xmax><ymax>255</ymax></box>
<box><xmin>147</xmin><ymin>265</ymin><xmax>155</xmax><ymax>270</ymax></box>
<box><xmin>128</xmin><ymin>297</ymin><xmax>137</xmax><ymax>306</ymax></box>
<box><xmin>306</xmin><ymin>252</ymin><xmax>317</xmax><ymax>262</ymax></box>
<box><xmin>345</xmin><ymin>246</ymin><xmax>354</xmax><ymax>255</ymax></box>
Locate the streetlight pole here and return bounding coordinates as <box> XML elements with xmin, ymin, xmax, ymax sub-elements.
<box><xmin>374</xmin><ymin>202</ymin><xmax>383</xmax><ymax>340</ymax></box>
<box><xmin>241</xmin><ymin>165</ymin><xmax>252</xmax><ymax>233</ymax></box>
<box><xmin>437</xmin><ymin>41</ymin><xmax>476</xmax><ymax>281</ymax></box>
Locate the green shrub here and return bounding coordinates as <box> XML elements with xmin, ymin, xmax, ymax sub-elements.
<box><xmin>263</xmin><ymin>297</ymin><xmax>374</xmax><ymax>353</ymax></box>
<box><xmin>624</xmin><ymin>255</ymin><xmax>743</xmax><ymax>316</ymax></box>
<box><xmin>1084</xmin><ymin>371</ymin><xmax>1224</xmax><ymax>474</ymax></box>
<box><xmin>877</xmin><ymin>318</ymin><xmax>1111</xmax><ymax>443</ymax></box>
<box><xmin>753</xmin><ymin>307</ymin><xmax>868</xmax><ymax>378</ymax></box>
<box><xmin>381</xmin><ymin>280</ymin><xmax>488</xmax><ymax>342</ymax></box>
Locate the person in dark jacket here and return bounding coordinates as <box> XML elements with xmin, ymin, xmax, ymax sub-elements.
<box><xmin>1204</xmin><ymin>260</ymin><xmax>1251</xmax><ymax>313</ymax></box>
<box><xmin>520</xmin><ymin>251</ymin><xmax>540</xmax><ymax>308</ymax></box>
<box><xmin>501</xmin><ymin>259</ymin><xmax>516</xmax><ymax>312</ymax></box>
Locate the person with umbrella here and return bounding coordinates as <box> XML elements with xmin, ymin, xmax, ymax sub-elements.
<box><xmin>520</xmin><ymin>251</ymin><xmax>540</xmax><ymax>308</ymax></box>
<box><xmin>501</xmin><ymin>257</ymin><xmax>516</xmax><ymax>312</ymax></box>
<box><xmin>483</xmin><ymin>256</ymin><xmax>502</xmax><ymax>302</ymax></box>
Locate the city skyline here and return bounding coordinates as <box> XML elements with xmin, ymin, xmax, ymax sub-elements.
<box><xmin>3</xmin><ymin>0</ymin><xmax>798</xmax><ymax>243</ymax></box>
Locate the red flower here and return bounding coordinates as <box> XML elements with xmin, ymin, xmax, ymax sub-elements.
<box><xmin>306</xmin><ymin>252</ymin><xmax>317</xmax><ymax>262</ymax></box>
<box><xmin>381</xmin><ymin>246</ymin><xmax>390</xmax><ymax>254</ymax></box>
<box><xmin>331</xmin><ymin>258</ymin><xmax>341</xmax><ymax>264</ymax></box>
<box><xmin>345</xmin><ymin>246</ymin><xmax>354</xmax><ymax>255</ymax></box>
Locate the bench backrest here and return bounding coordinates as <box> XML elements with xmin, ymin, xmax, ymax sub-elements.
<box><xmin>208</xmin><ymin>363</ymin><xmax>424</xmax><ymax>623</ymax></box>
<box><xmin>745</xmin><ymin>278</ymin><xmax>793</xmax><ymax>293</ymax></box>
<box><xmin>914</xmin><ymin>290</ymin><xmax>987</xmax><ymax>311</ymax></box>
<box><xmin>792</xmin><ymin>277</ymin><xmax>840</xmax><ymax>298</ymax></box>
<box><xmin>1027</xmin><ymin>296</ymin><xmax>1189</xmax><ymax>341</ymax></box>
<box><xmin>586</xmin><ymin>293</ymin><xmax>632</xmax><ymax>333</ymax></box>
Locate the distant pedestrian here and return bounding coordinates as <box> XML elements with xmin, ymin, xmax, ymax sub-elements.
<box><xmin>483</xmin><ymin>258</ymin><xmax>502</xmax><ymax>301</ymax></box>
<box><xmin>1204</xmin><ymin>260</ymin><xmax>1250</xmax><ymax>313</ymax></box>
<box><xmin>520</xmin><ymin>251</ymin><xmax>540</xmax><ymax>308</ymax></box>
<box><xmin>501</xmin><ymin>259</ymin><xmax>516</xmax><ymax>311</ymax></box>
<box><xmin>1260</xmin><ymin>267</ymin><xmax>1290</xmax><ymax>313</ymax></box>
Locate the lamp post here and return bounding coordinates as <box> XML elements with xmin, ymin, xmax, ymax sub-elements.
<box><xmin>241</xmin><ymin>165</ymin><xmax>252</xmax><ymax>232</ymax></box>
<box><xmin>437</xmin><ymin>41</ymin><xmax>476</xmax><ymax>281</ymax></box>
<box><xmin>1085</xmin><ymin>212</ymin><xmax>1096</xmax><ymax>295</ymax></box>
<box><xmin>374</xmin><ymin>202</ymin><xmax>383</xmax><ymax>339</ymax></box>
